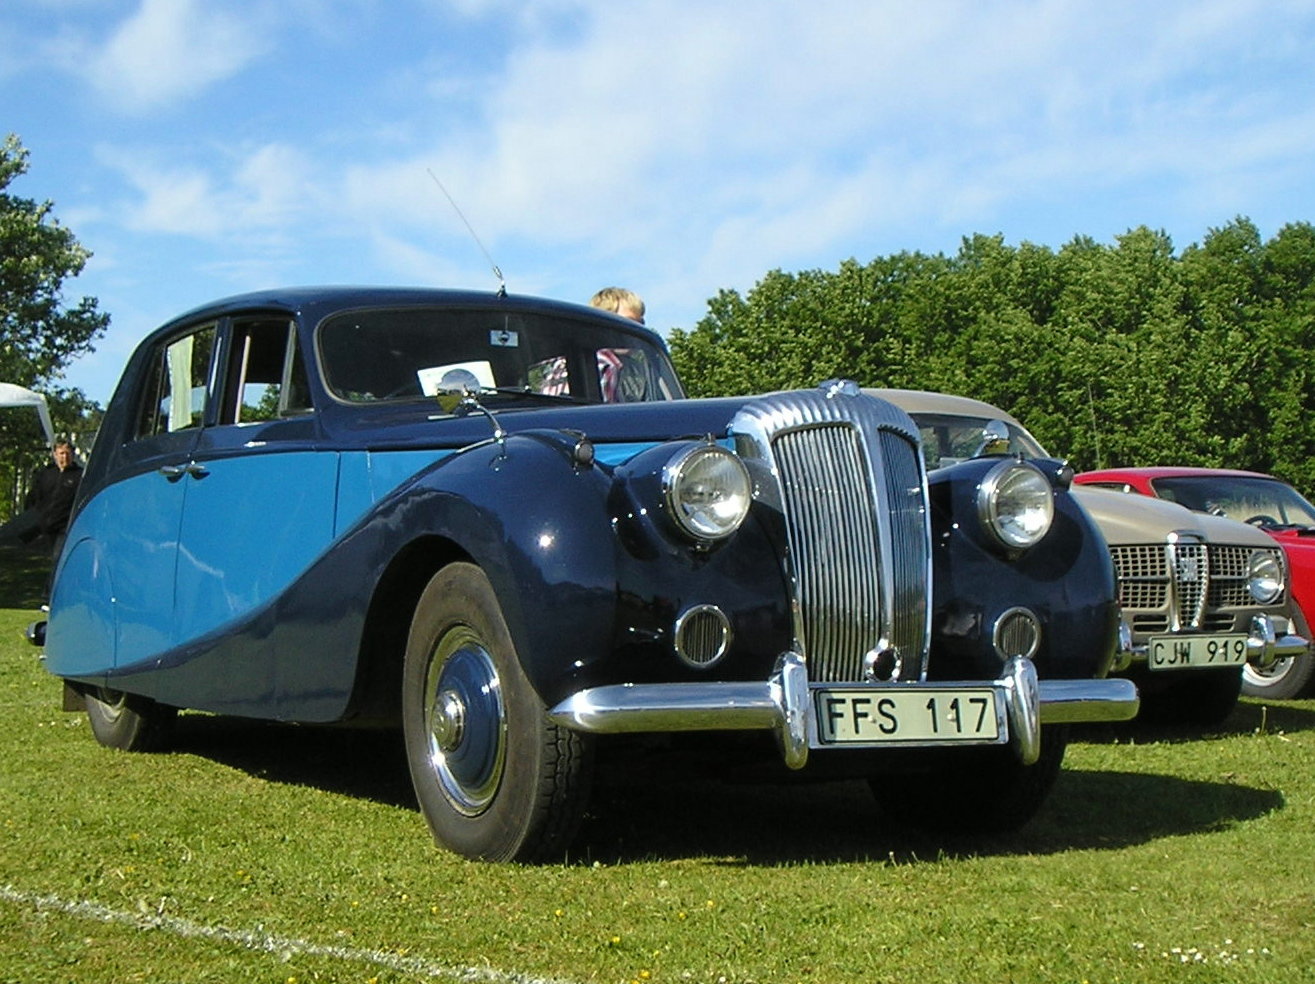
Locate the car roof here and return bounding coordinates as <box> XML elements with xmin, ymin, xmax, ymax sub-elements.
<box><xmin>1077</xmin><ymin>465</ymin><xmax>1279</xmax><ymax>482</ymax></box>
<box><xmin>866</xmin><ymin>388</ymin><xmax>1026</xmax><ymax>427</ymax></box>
<box><xmin>153</xmin><ymin>285</ymin><xmax>655</xmax><ymax>338</ymax></box>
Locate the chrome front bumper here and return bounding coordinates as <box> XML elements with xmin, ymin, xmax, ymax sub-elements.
<box><xmin>1109</xmin><ymin>612</ymin><xmax>1309</xmax><ymax>673</ymax></box>
<box><xmin>548</xmin><ymin>653</ymin><xmax>1140</xmax><ymax>770</ymax></box>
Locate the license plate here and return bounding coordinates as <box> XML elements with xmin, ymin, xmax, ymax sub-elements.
<box><xmin>814</xmin><ymin>688</ymin><xmax>1001</xmax><ymax>745</ymax></box>
<box><xmin>1148</xmin><ymin>634</ymin><xmax>1248</xmax><ymax>670</ymax></box>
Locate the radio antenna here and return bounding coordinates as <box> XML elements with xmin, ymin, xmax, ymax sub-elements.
<box><xmin>427</xmin><ymin>168</ymin><xmax>506</xmax><ymax>296</ymax></box>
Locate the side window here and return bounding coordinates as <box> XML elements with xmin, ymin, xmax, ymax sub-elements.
<box><xmin>136</xmin><ymin>325</ymin><xmax>216</xmax><ymax>438</ymax></box>
<box><xmin>220</xmin><ymin>319</ymin><xmax>312</xmax><ymax>424</ymax></box>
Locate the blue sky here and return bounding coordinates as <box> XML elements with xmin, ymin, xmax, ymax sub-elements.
<box><xmin>5</xmin><ymin>0</ymin><xmax>1315</xmax><ymax>405</ymax></box>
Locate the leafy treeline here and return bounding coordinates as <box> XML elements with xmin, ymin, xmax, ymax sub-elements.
<box><xmin>0</xmin><ymin>134</ymin><xmax>106</xmax><ymax>517</ymax></box>
<box><xmin>669</xmin><ymin>219</ymin><xmax>1315</xmax><ymax>491</ymax></box>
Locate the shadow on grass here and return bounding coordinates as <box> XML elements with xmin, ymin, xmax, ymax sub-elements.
<box><xmin>1074</xmin><ymin>696</ymin><xmax>1315</xmax><ymax>746</ymax></box>
<box><xmin>0</xmin><ymin>542</ymin><xmax>50</xmax><ymax>611</ymax></box>
<box><xmin>169</xmin><ymin>714</ymin><xmax>418</xmax><ymax>812</ymax></box>
<box><xmin>570</xmin><ymin>742</ymin><xmax>1284</xmax><ymax>866</ymax></box>
<box><xmin>163</xmin><ymin>712</ymin><xmax>1284</xmax><ymax>866</ymax></box>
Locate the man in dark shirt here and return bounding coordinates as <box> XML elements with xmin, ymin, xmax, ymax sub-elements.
<box><xmin>26</xmin><ymin>440</ymin><xmax>82</xmax><ymax>556</ymax></box>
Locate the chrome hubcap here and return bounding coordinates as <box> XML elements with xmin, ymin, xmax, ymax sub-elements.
<box><xmin>423</xmin><ymin>627</ymin><xmax>506</xmax><ymax>816</ymax></box>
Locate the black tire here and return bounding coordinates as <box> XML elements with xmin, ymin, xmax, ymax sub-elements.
<box><xmin>870</xmin><ymin>726</ymin><xmax>1068</xmax><ymax>834</ymax></box>
<box><xmin>1139</xmin><ymin>668</ymin><xmax>1243</xmax><ymax>726</ymax></box>
<box><xmin>84</xmin><ymin>687</ymin><xmax>177</xmax><ymax>752</ymax></box>
<box><xmin>402</xmin><ymin>563</ymin><xmax>594</xmax><ymax>862</ymax></box>
<box><xmin>1242</xmin><ymin>653</ymin><xmax>1315</xmax><ymax>699</ymax></box>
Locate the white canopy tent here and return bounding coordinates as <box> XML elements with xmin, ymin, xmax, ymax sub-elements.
<box><xmin>0</xmin><ymin>383</ymin><xmax>55</xmax><ymax>447</ymax></box>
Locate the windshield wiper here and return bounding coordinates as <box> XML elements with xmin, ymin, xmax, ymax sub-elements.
<box><xmin>473</xmin><ymin>386</ymin><xmax>591</xmax><ymax>405</ymax></box>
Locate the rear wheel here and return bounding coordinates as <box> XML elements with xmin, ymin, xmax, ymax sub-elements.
<box><xmin>402</xmin><ymin>563</ymin><xmax>593</xmax><ymax>862</ymax></box>
<box><xmin>870</xmin><ymin>727</ymin><xmax>1068</xmax><ymax>833</ymax></box>
<box><xmin>84</xmin><ymin>687</ymin><xmax>177</xmax><ymax>752</ymax></box>
<box><xmin>1242</xmin><ymin>654</ymin><xmax>1315</xmax><ymax>699</ymax></box>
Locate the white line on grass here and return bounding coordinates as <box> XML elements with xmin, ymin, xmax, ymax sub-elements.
<box><xmin>2</xmin><ymin>884</ymin><xmax>576</xmax><ymax>984</ymax></box>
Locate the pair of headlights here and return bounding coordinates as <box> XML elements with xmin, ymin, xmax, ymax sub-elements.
<box><xmin>662</xmin><ymin>444</ymin><xmax>1059</xmax><ymax>551</ymax></box>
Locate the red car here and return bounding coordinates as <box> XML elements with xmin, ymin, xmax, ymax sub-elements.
<box><xmin>1074</xmin><ymin>466</ymin><xmax>1315</xmax><ymax>699</ymax></box>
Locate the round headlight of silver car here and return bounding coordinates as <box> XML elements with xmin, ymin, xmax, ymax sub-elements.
<box><xmin>977</xmin><ymin>459</ymin><xmax>1054</xmax><ymax>550</ymax></box>
<box><xmin>663</xmin><ymin>444</ymin><xmax>752</xmax><ymax>542</ymax></box>
<box><xmin>1247</xmin><ymin>550</ymin><xmax>1284</xmax><ymax>604</ymax></box>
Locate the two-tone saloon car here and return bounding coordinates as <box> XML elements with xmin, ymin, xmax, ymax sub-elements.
<box><xmin>31</xmin><ymin>288</ymin><xmax>1137</xmax><ymax>860</ymax></box>
<box><xmin>874</xmin><ymin>390</ymin><xmax>1308</xmax><ymax>724</ymax></box>
<box><xmin>1075</xmin><ymin>466</ymin><xmax>1315</xmax><ymax>699</ymax></box>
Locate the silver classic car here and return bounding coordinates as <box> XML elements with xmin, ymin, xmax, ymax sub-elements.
<box><xmin>874</xmin><ymin>389</ymin><xmax>1309</xmax><ymax>725</ymax></box>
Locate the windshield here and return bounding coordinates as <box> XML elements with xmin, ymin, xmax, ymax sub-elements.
<box><xmin>318</xmin><ymin>306</ymin><xmax>683</xmax><ymax>405</ymax></box>
<box><xmin>907</xmin><ymin>412</ymin><xmax>1048</xmax><ymax>470</ymax></box>
<box><xmin>1151</xmin><ymin>475</ymin><xmax>1315</xmax><ymax>528</ymax></box>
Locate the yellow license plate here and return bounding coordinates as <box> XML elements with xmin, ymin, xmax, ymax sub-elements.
<box><xmin>814</xmin><ymin>688</ymin><xmax>1002</xmax><ymax>745</ymax></box>
<box><xmin>1148</xmin><ymin>634</ymin><xmax>1248</xmax><ymax>670</ymax></box>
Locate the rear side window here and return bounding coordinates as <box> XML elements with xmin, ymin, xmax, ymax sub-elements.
<box><xmin>135</xmin><ymin>325</ymin><xmax>216</xmax><ymax>438</ymax></box>
<box><xmin>217</xmin><ymin>319</ymin><xmax>311</xmax><ymax>424</ymax></box>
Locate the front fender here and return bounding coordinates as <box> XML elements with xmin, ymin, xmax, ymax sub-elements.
<box><xmin>927</xmin><ymin>458</ymin><xmax>1118</xmax><ymax>680</ymax></box>
<box><xmin>380</xmin><ymin>431</ymin><xmax>623</xmax><ymax>705</ymax></box>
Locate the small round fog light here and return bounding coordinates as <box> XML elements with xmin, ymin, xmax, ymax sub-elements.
<box><xmin>993</xmin><ymin>607</ymin><xmax>1041</xmax><ymax>660</ymax></box>
<box><xmin>674</xmin><ymin>605</ymin><xmax>732</xmax><ymax>668</ymax></box>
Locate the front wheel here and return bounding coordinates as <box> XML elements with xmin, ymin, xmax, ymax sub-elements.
<box><xmin>84</xmin><ymin>687</ymin><xmax>177</xmax><ymax>752</ymax></box>
<box><xmin>1242</xmin><ymin>653</ymin><xmax>1315</xmax><ymax>699</ymax></box>
<box><xmin>869</xmin><ymin>727</ymin><xmax>1068</xmax><ymax>833</ymax></box>
<box><xmin>402</xmin><ymin>563</ymin><xmax>594</xmax><ymax>862</ymax></box>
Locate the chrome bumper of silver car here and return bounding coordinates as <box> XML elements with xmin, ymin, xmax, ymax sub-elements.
<box><xmin>547</xmin><ymin>653</ymin><xmax>1140</xmax><ymax>771</ymax></box>
<box><xmin>1109</xmin><ymin>612</ymin><xmax>1309</xmax><ymax>672</ymax></box>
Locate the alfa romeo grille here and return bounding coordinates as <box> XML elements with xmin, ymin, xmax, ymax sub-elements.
<box><xmin>731</xmin><ymin>387</ymin><xmax>931</xmax><ymax>683</ymax></box>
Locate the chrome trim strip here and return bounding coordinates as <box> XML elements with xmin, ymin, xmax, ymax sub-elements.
<box><xmin>1165</xmin><ymin>532</ymin><xmax>1207</xmax><ymax>630</ymax></box>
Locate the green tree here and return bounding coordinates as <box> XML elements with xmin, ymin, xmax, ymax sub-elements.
<box><xmin>0</xmin><ymin>134</ymin><xmax>108</xmax><ymax>386</ymax></box>
<box><xmin>670</xmin><ymin>218</ymin><xmax>1315</xmax><ymax>494</ymax></box>
<box><xmin>0</xmin><ymin>134</ymin><xmax>108</xmax><ymax>519</ymax></box>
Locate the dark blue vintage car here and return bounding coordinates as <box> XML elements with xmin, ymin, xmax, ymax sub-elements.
<box><xmin>33</xmin><ymin>287</ymin><xmax>1137</xmax><ymax>860</ymax></box>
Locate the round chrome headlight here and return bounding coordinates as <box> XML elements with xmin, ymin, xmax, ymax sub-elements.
<box><xmin>977</xmin><ymin>460</ymin><xmax>1054</xmax><ymax>550</ymax></box>
<box><xmin>1247</xmin><ymin>550</ymin><xmax>1284</xmax><ymax>604</ymax></box>
<box><xmin>663</xmin><ymin>444</ymin><xmax>752</xmax><ymax>542</ymax></box>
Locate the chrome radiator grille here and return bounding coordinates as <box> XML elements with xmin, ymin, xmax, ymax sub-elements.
<box><xmin>773</xmin><ymin>424</ymin><xmax>882</xmax><ymax>681</ymax></box>
<box><xmin>1108</xmin><ymin>540</ymin><xmax>1281</xmax><ymax>633</ymax></box>
<box><xmin>731</xmin><ymin>386</ymin><xmax>931</xmax><ymax>683</ymax></box>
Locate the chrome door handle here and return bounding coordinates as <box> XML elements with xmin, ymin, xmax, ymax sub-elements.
<box><xmin>158</xmin><ymin>462</ymin><xmax>210</xmax><ymax>481</ymax></box>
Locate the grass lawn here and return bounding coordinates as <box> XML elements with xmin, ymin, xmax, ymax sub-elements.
<box><xmin>1</xmin><ymin>552</ymin><xmax>1313</xmax><ymax>982</ymax></box>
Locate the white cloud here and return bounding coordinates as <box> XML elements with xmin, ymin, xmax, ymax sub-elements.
<box><xmin>292</xmin><ymin>0</ymin><xmax>1315</xmax><ymax>332</ymax></box>
<box><xmin>84</xmin><ymin>0</ymin><xmax>269</xmax><ymax>113</ymax></box>
<box><xmin>97</xmin><ymin>141</ymin><xmax>314</xmax><ymax>240</ymax></box>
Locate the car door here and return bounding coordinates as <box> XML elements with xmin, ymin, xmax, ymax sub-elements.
<box><xmin>171</xmin><ymin>316</ymin><xmax>338</xmax><ymax>711</ymax></box>
<box><xmin>107</xmin><ymin>323</ymin><xmax>216</xmax><ymax>664</ymax></box>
